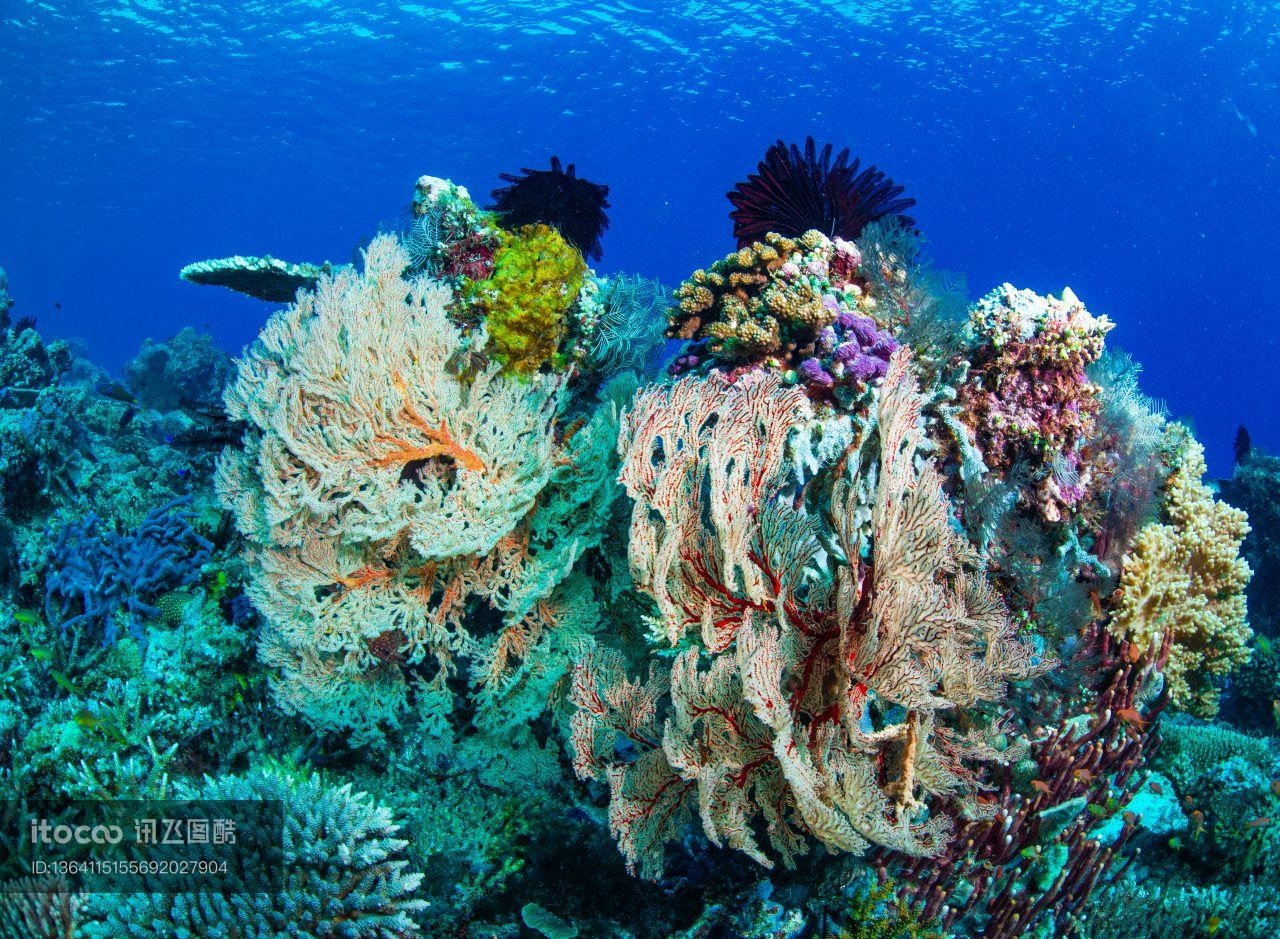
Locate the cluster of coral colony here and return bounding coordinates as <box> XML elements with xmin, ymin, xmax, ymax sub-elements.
<box><xmin>2</xmin><ymin>140</ymin><xmax>1276</xmax><ymax>938</ymax></box>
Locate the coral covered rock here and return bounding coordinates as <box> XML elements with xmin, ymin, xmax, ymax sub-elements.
<box><xmin>956</xmin><ymin>284</ymin><xmax>1114</xmax><ymax>523</ymax></box>
<box><xmin>124</xmin><ymin>327</ymin><xmax>234</xmax><ymax>411</ymax></box>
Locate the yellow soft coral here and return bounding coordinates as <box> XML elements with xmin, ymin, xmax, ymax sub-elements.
<box><xmin>470</xmin><ymin>223</ymin><xmax>586</xmax><ymax>375</ymax></box>
<box><xmin>1111</xmin><ymin>429</ymin><xmax>1252</xmax><ymax>717</ymax></box>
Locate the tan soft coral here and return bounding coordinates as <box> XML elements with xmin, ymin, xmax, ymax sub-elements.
<box><xmin>1110</xmin><ymin>429</ymin><xmax>1252</xmax><ymax>717</ymax></box>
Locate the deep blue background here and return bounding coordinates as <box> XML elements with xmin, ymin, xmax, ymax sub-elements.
<box><xmin>2</xmin><ymin>1</ymin><xmax>1276</xmax><ymax>475</ymax></box>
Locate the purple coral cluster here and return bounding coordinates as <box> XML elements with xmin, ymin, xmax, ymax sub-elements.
<box><xmin>795</xmin><ymin>308</ymin><xmax>899</xmax><ymax>396</ymax></box>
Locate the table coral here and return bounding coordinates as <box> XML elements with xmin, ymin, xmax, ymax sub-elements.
<box><xmin>1110</xmin><ymin>432</ymin><xmax>1252</xmax><ymax>717</ymax></box>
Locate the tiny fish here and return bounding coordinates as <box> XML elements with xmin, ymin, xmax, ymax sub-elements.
<box><xmin>14</xmin><ymin>609</ymin><xmax>41</xmax><ymax>627</ymax></box>
<box><xmin>1207</xmin><ymin>916</ymin><xmax>1221</xmax><ymax>934</ymax></box>
<box><xmin>1030</xmin><ymin>779</ymin><xmax>1053</xmax><ymax>796</ymax></box>
<box><xmin>1073</xmin><ymin>768</ymin><xmax>1094</xmax><ymax>785</ymax></box>
<box><xmin>53</xmin><ymin>302</ymin><xmax>62</xmax><ymax>310</ymax></box>
<box><xmin>118</xmin><ymin>405</ymin><xmax>137</xmax><ymax>430</ymax></box>
<box><xmin>72</xmin><ymin>709</ymin><xmax>101</xmax><ymax>730</ymax></box>
<box><xmin>1244</xmin><ymin>816</ymin><xmax>1272</xmax><ymax>829</ymax></box>
<box><xmin>1191</xmin><ymin>809</ymin><xmax>1206</xmax><ymax>840</ymax></box>
<box><xmin>50</xmin><ymin>670</ymin><xmax>83</xmax><ymax>695</ymax></box>
<box><xmin>1114</xmin><ymin>708</ymin><xmax>1148</xmax><ymax>729</ymax></box>
<box><xmin>1257</xmin><ymin>634</ymin><xmax>1273</xmax><ymax>654</ymax></box>
<box><xmin>1270</xmin><ymin>779</ymin><xmax>1280</xmax><ymax>798</ymax></box>
<box><xmin>1168</xmin><ymin>836</ymin><xmax>1183</xmax><ymax>850</ymax></box>
<box><xmin>1122</xmin><ymin>810</ymin><xmax>1138</xmax><ymax>827</ymax></box>
<box><xmin>1148</xmin><ymin>780</ymin><xmax>1164</xmax><ymax>796</ymax></box>
<box><xmin>94</xmin><ymin>380</ymin><xmax>136</xmax><ymax>404</ymax></box>
<box><xmin>28</xmin><ymin>647</ymin><xmax>52</xmax><ymax>662</ymax></box>
<box><xmin>1126</xmin><ymin>642</ymin><xmax>1143</xmax><ymax>664</ymax></box>
<box><xmin>1087</xmin><ymin>804</ymin><xmax>1107</xmax><ymax>818</ymax></box>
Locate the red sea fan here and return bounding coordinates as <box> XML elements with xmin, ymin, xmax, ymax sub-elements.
<box><xmin>489</xmin><ymin>156</ymin><xmax>611</xmax><ymax>261</ymax></box>
<box><xmin>727</xmin><ymin>137</ymin><xmax>916</xmax><ymax>248</ymax></box>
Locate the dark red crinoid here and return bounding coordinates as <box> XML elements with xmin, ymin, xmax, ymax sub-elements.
<box><xmin>727</xmin><ymin>137</ymin><xmax>916</xmax><ymax>248</ymax></box>
<box><xmin>489</xmin><ymin>156</ymin><xmax>611</xmax><ymax>261</ymax></box>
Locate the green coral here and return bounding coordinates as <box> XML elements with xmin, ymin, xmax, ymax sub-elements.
<box><xmin>470</xmin><ymin>223</ymin><xmax>586</xmax><ymax>374</ymax></box>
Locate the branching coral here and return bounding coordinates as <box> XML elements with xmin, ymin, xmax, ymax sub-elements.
<box><xmin>44</xmin><ymin>497</ymin><xmax>213</xmax><ymax>649</ymax></box>
<box><xmin>467</xmin><ymin>223</ymin><xmax>587</xmax><ymax>375</ymax></box>
<box><xmin>956</xmin><ymin>284</ymin><xmax>1114</xmax><ymax>523</ymax></box>
<box><xmin>727</xmin><ymin>137</ymin><xmax>915</xmax><ymax>249</ymax></box>
<box><xmin>1110</xmin><ymin>431</ymin><xmax>1252</xmax><ymax>718</ymax></box>
<box><xmin>86</xmin><ymin>764</ymin><xmax>426</xmax><ymax>937</ymax></box>
<box><xmin>572</xmin><ymin>350</ymin><xmax>1049</xmax><ymax>878</ymax></box>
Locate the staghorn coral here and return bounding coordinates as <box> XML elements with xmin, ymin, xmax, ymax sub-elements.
<box><xmin>467</xmin><ymin>223</ymin><xmax>587</xmax><ymax>375</ymax></box>
<box><xmin>1110</xmin><ymin>431</ymin><xmax>1252</xmax><ymax>718</ymax></box>
<box><xmin>571</xmin><ymin>350</ymin><xmax>1048</xmax><ymax>878</ymax></box>
<box><xmin>85</xmin><ymin>764</ymin><xmax>426</xmax><ymax>937</ymax></box>
<box><xmin>44</xmin><ymin>497</ymin><xmax>213</xmax><ymax>650</ymax></box>
<box><xmin>956</xmin><ymin>284</ymin><xmax>1114</xmax><ymax>523</ymax></box>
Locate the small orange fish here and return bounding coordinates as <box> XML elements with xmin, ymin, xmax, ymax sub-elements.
<box><xmin>1122</xmin><ymin>810</ymin><xmax>1138</xmax><ymax>827</ymax></box>
<box><xmin>1074</xmin><ymin>768</ymin><xmax>1095</xmax><ymax>785</ymax></box>
<box><xmin>1191</xmin><ymin>809</ymin><xmax>1206</xmax><ymax>840</ymax></box>
<box><xmin>1089</xmin><ymin>591</ymin><xmax>1103</xmax><ymax>617</ymax></box>
<box><xmin>1126</xmin><ymin>642</ymin><xmax>1143</xmax><ymax>664</ymax></box>
<box><xmin>1207</xmin><ymin>916</ymin><xmax>1221</xmax><ymax>935</ymax></box>
<box><xmin>1030</xmin><ymin>779</ymin><xmax>1054</xmax><ymax>796</ymax></box>
<box><xmin>1115</xmin><ymin>708</ymin><xmax>1148</xmax><ymax>729</ymax></box>
<box><xmin>1245</xmin><ymin>816</ymin><xmax>1272</xmax><ymax>829</ymax></box>
<box><xmin>1148</xmin><ymin>780</ymin><xmax>1164</xmax><ymax>796</ymax></box>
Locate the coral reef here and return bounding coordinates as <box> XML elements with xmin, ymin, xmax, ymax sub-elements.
<box><xmin>1110</xmin><ymin>432</ymin><xmax>1252</xmax><ymax>718</ymax></box>
<box><xmin>489</xmin><ymin>156</ymin><xmax>611</xmax><ymax>261</ymax></box>
<box><xmin>727</xmin><ymin>137</ymin><xmax>915</xmax><ymax>248</ymax></box>
<box><xmin>180</xmin><ymin>254</ymin><xmax>334</xmax><ymax>302</ymax></box>
<box><xmin>2</xmin><ymin>168</ymin><xmax>1266</xmax><ymax>939</ymax></box>
<box><xmin>124</xmin><ymin>327</ymin><xmax>234</xmax><ymax>411</ymax></box>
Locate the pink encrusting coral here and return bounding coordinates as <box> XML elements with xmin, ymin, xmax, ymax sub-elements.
<box><xmin>956</xmin><ymin>284</ymin><xmax>1114</xmax><ymax>523</ymax></box>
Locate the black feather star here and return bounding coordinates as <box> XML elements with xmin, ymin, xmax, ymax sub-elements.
<box><xmin>727</xmin><ymin>137</ymin><xmax>916</xmax><ymax>248</ymax></box>
<box><xmin>489</xmin><ymin>156</ymin><xmax>611</xmax><ymax>261</ymax></box>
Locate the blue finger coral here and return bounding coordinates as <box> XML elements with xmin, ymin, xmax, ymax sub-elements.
<box><xmin>44</xmin><ymin>496</ymin><xmax>213</xmax><ymax>649</ymax></box>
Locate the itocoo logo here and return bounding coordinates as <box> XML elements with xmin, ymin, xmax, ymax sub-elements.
<box><xmin>29</xmin><ymin>819</ymin><xmax>123</xmax><ymax>845</ymax></box>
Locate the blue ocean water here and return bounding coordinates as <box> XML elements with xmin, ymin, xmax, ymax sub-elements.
<box><xmin>2</xmin><ymin>1</ymin><xmax>1277</xmax><ymax>474</ymax></box>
